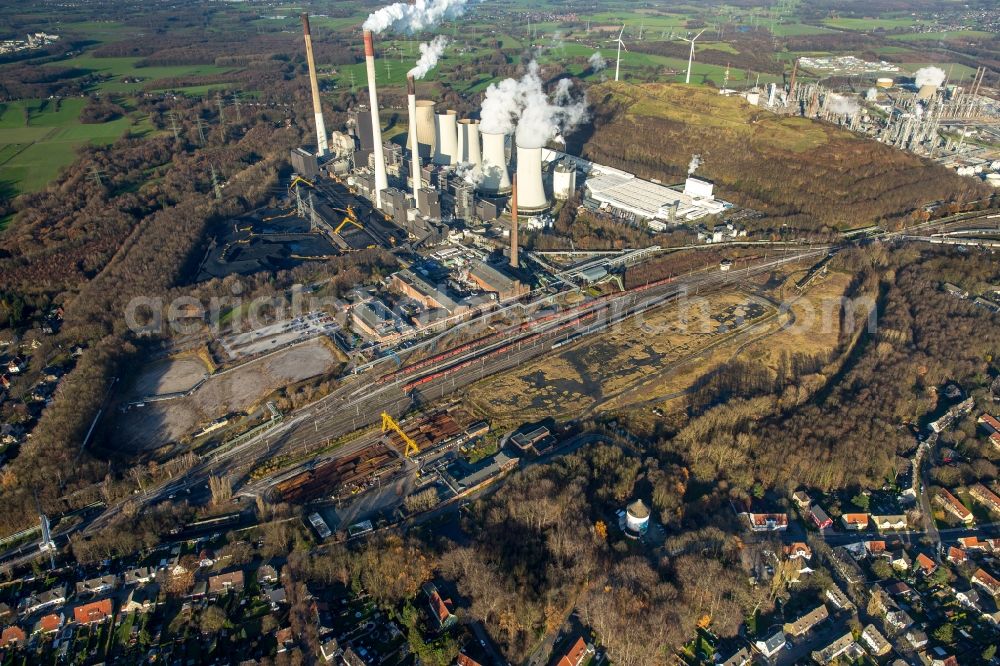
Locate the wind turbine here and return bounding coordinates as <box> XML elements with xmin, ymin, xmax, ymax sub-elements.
<box><xmin>682</xmin><ymin>29</ymin><xmax>706</xmax><ymax>84</ymax></box>
<box><xmin>614</xmin><ymin>24</ymin><xmax>628</xmax><ymax>82</ymax></box>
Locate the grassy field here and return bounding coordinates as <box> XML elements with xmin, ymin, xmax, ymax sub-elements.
<box><xmin>42</xmin><ymin>54</ymin><xmax>238</xmax><ymax>94</ymax></box>
<box><xmin>889</xmin><ymin>30</ymin><xmax>994</xmax><ymax>42</ymax></box>
<box><xmin>821</xmin><ymin>16</ymin><xmax>927</xmax><ymax>31</ymax></box>
<box><xmin>0</xmin><ymin>98</ymin><xmax>152</xmax><ymax>200</ymax></box>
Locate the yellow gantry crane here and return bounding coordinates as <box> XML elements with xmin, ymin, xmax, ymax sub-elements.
<box><xmin>333</xmin><ymin>206</ymin><xmax>364</xmax><ymax>234</ymax></box>
<box><xmin>381</xmin><ymin>411</ymin><xmax>419</xmax><ymax>458</ymax></box>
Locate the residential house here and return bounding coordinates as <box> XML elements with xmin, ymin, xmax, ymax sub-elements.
<box><xmin>19</xmin><ymin>584</ymin><xmax>67</xmax><ymax>615</ymax></box>
<box><xmin>32</xmin><ymin>613</ymin><xmax>63</xmax><ymax>635</ymax></box>
<box><xmin>320</xmin><ymin>637</ymin><xmax>340</xmax><ymax>662</ymax></box>
<box><xmin>75</xmin><ymin>574</ymin><xmax>118</xmax><ymax>597</ymax></box>
<box><xmin>267</xmin><ymin>587</ymin><xmax>287</xmax><ymax>610</ymax></box>
<box><xmin>887</xmin><ymin>549</ymin><xmax>911</xmax><ymax>571</ymax></box>
<box><xmin>885</xmin><ymin>581</ymin><xmax>914</xmax><ymax>599</ymax></box>
<box><xmin>784</xmin><ymin>543</ymin><xmax>812</xmax><ymax>560</ymax></box>
<box><xmin>0</xmin><ymin>626</ymin><xmax>25</xmax><ymax>648</ymax></box>
<box><xmin>979</xmin><ymin>413</ymin><xmax>1000</xmax><ymax>434</ymax></box>
<box><xmin>783</xmin><ymin>604</ymin><xmax>829</xmax><ymax>637</ymax></box>
<box><xmin>915</xmin><ymin>552</ymin><xmax>938</xmax><ymax>576</ymax></box>
<box><xmin>959</xmin><ymin>536</ymin><xmax>987</xmax><ymax>550</ymax></box>
<box><xmin>969</xmin><ymin>483</ymin><xmax>1000</xmax><ymax>515</ymax></box>
<box><xmin>276</xmin><ymin>627</ymin><xmax>294</xmax><ymax>653</ymax></box>
<box><xmin>872</xmin><ymin>514</ymin><xmax>907</xmax><ymax>531</ymax></box>
<box><xmin>754</xmin><ymin>631</ymin><xmax>785</xmax><ymax>658</ymax></box>
<box><xmin>792</xmin><ymin>491</ymin><xmax>811</xmax><ymax>509</ymax></box>
<box><xmin>122</xmin><ymin>584</ymin><xmax>159</xmax><ymax>614</ymax></box>
<box><xmin>841</xmin><ymin>513</ymin><xmax>869</xmax><ymax>530</ymax></box>
<box><xmin>123</xmin><ymin>567</ymin><xmax>153</xmax><ymax>586</ymax></box>
<box><xmin>864</xmin><ymin>540</ymin><xmax>886</xmax><ymax>557</ymax></box>
<box><xmin>904</xmin><ymin>629</ymin><xmax>928</xmax><ymax>649</ymax></box>
<box><xmin>745</xmin><ymin>512</ymin><xmax>788</xmax><ymax>532</ymax></box>
<box><xmin>811</xmin><ymin>633</ymin><xmax>862</xmax><ymax>664</ymax></box>
<box><xmin>947</xmin><ymin>546</ymin><xmax>967</xmax><ymax>565</ymax></box>
<box><xmin>809</xmin><ymin>506</ymin><xmax>833</xmax><ymax>530</ymax></box>
<box><xmin>825</xmin><ymin>586</ymin><xmax>854</xmax><ymax>611</ymax></box>
<box><xmin>955</xmin><ymin>585</ymin><xmax>982</xmax><ymax>611</ymax></box>
<box><xmin>718</xmin><ymin>646</ymin><xmax>752</xmax><ymax>666</ymax></box>
<box><xmin>885</xmin><ymin>609</ymin><xmax>914</xmax><ymax>631</ymax></box>
<box><xmin>207</xmin><ymin>570</ymin><xmax>245</xmax><ymax>597</ymax></box>
<box><xmin>73</xmin><ymin>598</ymin><xmax>113</xmax><ymax>625</ymax></box>
<box><xmin>861</xmin><ymin>625</ymin><xmax>891</xmax><ymax>657</ymax></box>
<box><xmin>935</xmin><ymin>489</ymin><xmax>973</xmax><ymax>524</ymax></box>
<box><xmin>830</xmin><ymin>547</ymin><xmax>865</xmax><ymax>585</ymax></box>
<box><xmin>258</xmin><ymin>563</ymin><xmax>279</xmax><ymax>585</ymax></box>
<box><xmin>342</xmin><ymin>648</ymin><xmax>366</xmax><ymax>666</ymax></box>
<box><xmin>973</xmin><ymin>568</ymin><xmax>1000</xmax><ymax>597</ymax></box>
<box><xmin>422</xmin><ymin>582</ymin><xmax>456</xmax><ymax>631</ymax></box>
<box><xmin>977</xmin><ymin>594</ymin><xmax>1000</xmax><ymax>624</ymax></box>
<box><xmin>556</xmin><ymin>637</ymin><xmax>595</xmax><ymax>666</ymax></box>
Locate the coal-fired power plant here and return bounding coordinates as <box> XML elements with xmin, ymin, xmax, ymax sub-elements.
<box><xmin>515</xmin><ymin>144</ymin><xmax>549</xmax><ymax>212</ymax></box>
<box><xmin>363</xmin><ymin>30</ymin><xmax>388</xmax><ymax>210</ymax></box>
<box><xmin>434</xmin><ymin>110</ymin><xmax>458</xmax><ymax>166</ymax></box>
<box><xmin>407</xmin><ymin>75</ymin><xmax>421</xmax><ymax>209</ymax></box>
<box><xmin>480</xmin><ymin>131</ymin><xmax>511</xmax><ymax>194</ymax></box>
<box><xmin>300</xmin><ymin>14</ymin><xmax>328</xmax><ymax>156</ymax></box>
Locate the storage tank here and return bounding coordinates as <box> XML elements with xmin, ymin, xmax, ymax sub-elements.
<box><xmin>433</xmin><ymin>110</ymin><xmax>458</xmax><ymax>166</ymax></box>
<box><xmin>514</xmin><ymin>144</ymin><xmax>549</xmax><ymax>212</ymax></box>
<box><xmin>553</xmin><ymin>161</ymin><xmax>576</xmax><ymax>200</ymax></box>
<box><xmin>626</xmin><ymin>499</ymin><xmax>650</xmax><ymax>535</ymax></box>
<box><xmin>479</xmin><ymin>131</ymin><xmax>511</xmax><ymax>194</ymax></box>
<box><xmin>876</xmin><ymin>77</ymin><xmax>894</xmax><ymax>89</ymax></box>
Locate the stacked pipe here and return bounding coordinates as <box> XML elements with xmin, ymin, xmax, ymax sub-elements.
<box><xmin>510</xmin><ymin>174</ymin><xmax>519</xmax><ymax>269</ymax></box>
<box><xmin>363</xmin><ymin>30</ymin><xmax>388</xmax><ymax>209</ymax></box>
<box><xmin>301</xmin><ymin>14</ymin><xmax>328</xmax><ymax>156</ymax></box>
<box><xmin>407</xmin><ymin>75</ymin><xmax>421</xmax><ymax>209</ymax></box>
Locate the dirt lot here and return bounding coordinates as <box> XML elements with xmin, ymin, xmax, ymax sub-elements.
<box><xmin>129</xmin><ymin>355</ymin><xmax>211</xmax><ymax>397</ymax></box>
<box><xmin>112</xmin><ymin>338</ymin><xmax>345</xmax><ymax>453</ymax></box>
<box><xmin>467</xmin><ymin>290</ymin><xmax>774</xmax><ymax>428</ymax></box>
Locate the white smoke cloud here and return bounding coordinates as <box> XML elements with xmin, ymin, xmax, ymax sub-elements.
<box><xmin>588</xmin><ymin>51</ymin><xmax>606</xmax><ymax>72</ymax></box>
<box><xmin>408</xmin><ymin>35</ymin><xmax>448</xmax><ymax>79</ymax></box>
<box><xmin>865</xmin><ymin>87</ymin><xmax>878</xmax><ymax>101</ymax></box>
<box><xmin>479</xmin><ymin>61</ymin><xmax>589</xmax><ymax>149</ymax></box>
<box><xmin>688</xmin><ymin>154</ymin><xmax>700</xmax><ymax>175</ymax></box>
<box><xmin>914</xmin><ymin>66</ymin><xmax>946</xmax><ymax>88</ymax></box>
<box><xmin>826</xmin><ymin>93</ymin><xmax>859</xmax><ymax>116</ymax></box>
<box><xmin>363</xmin><ymin>0</ymin><xmax>468</xmax><ymax>35</ymax></box>
<box><xmin>455</xmin><ymin>162</ymin><xmax>484</xmax><ymax>186</ymax></box>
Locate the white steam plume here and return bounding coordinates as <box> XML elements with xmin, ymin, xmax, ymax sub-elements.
<box><xmin>826</xmin><ymin>93</ymin><xmax>859</xmax><ymax>116</ymax></box>
<box><xmin>688</xmin><ymin>154</ymin><xmax>701</xmax><ymax>175</ymax></box>
<box><xmin>455</xmin><ymin>162</ymin><xmax>484</xmax><ymax>186</ymax></box>
<box><xmin>865</xmin><ymin>87</ymin><xmax>878</xmax><ymax>101</ymax></box>
<box><xmin>408</xmin><ymin>35</ymin><xmax>448</xmax><ymax>79</ymax></box>
<box><xmin>588</xmin><ymin>51</ymin><xmax>606</xmax><ymax>72</ymax></box>
<box><xmin>479</xmin><ymin>61</ymin><xmax>589</xmax><ymax>149</ymax></box>
<box><xmin>363</xmin><ymin>0</ymin><xmax>468</xmax><ymax>35</ymax></box>
<box><xmin>914</xmin><ymin>66</ymin><xmax>946</xmax><ymax>88</ymax></box>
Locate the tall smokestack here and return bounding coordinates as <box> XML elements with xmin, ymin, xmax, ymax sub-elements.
<box><xmin>788</xmin><ymin>58</ymin><xmax>799</xmax><ymax>100</ymax></box>
<box><xmin>364</xmin><ymin>30</ymin><xmax>388</xmax><ymax>210</ymax></box>
<box><xmin>301</xmin><ymin>14</ymin><xmax>328</xmax><ymax>156</ymax></box>
<box><xmin>407</xmin><ymin>76</ymin><xmax>421</xmax><ymax>210</ymax></box>
<box><xmin>515</xmin><ymin>143</ymin><xmax>548</xmax><ymax>212</ymax></box>
<box><xmin>510</xmin><ymin>174</ymin><xmax>518</xmax><ymax>269</ymax></box>
<box><xmin>479</xmin><ymin>131</ymin><xmax>511</xmax><ymax>194</ymax></box>
<box><xmin>434</xmin><ymin>110</ymin><xmax>458</xmax><ymax>165</ymax></box>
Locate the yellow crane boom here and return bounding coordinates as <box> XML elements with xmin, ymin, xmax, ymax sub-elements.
<box><xmin>381</xmin><ymin>412</ymin><xmax>419</xmax><ymax>458</ymax></box>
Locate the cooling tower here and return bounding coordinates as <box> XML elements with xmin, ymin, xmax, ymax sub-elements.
<box><xmin>300</xmin><ymin>14</ymin><xmax>328</xmax><ymax>156</ymax></box>
<box><xmin>515</xmin><ymin>144</ymin><xmax>548</xmax><ymax>212</ymax></box>
<box><xmin>413</xmin><ymin>101</ymin><xmax>436</xmax><ymax>159</ymax></box>
<box><xmin>458</xmin><ymin>119</ymin><xmax>482</xmax><ymax>168</ymax></box>
<box><xmin>363</xmin><ymin>30</ymin><xmax>388</xmax><ymax>210</ymax></box>
<box><xmin>433</xmin><ymin>110</ymin><xmax>458</xmax><ymax>166</ymax></box>
<box><xmin>479</xmin><ymin>131</ymin><xmax>511</xmax><ymax>194</ymax></box>
<box><xmin>407</xmin><ymin>76</ymin><xmax>421</xmax><ymax>210</ymax></box>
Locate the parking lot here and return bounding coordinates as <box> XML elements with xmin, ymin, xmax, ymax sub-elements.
<box><xmin>219</xmin><ymin>311</ymin><xmax>337</xmax><ymax>360</ymax></box>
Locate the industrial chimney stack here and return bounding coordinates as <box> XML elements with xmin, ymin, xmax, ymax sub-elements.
<box><xmin>407</xmin><ymin>75</ymin><xmax>421</xmax><ymax>210</ymax></box>
<box><xmin>363</xmin><ymin>30</ymin><xmax>388</xmax><ymax>210</ymax></box>
<box><xmin>301</xmin><ymin>14</ymin><xmax>328</xmax><ymax>156</ymax></box>
<box><xmin>510</xmin><ymin>174</ymin><xmax>519</xmax><ymax>270</ymax></box>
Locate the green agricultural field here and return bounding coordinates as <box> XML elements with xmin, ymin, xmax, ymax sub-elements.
<box><xmin>42</xmin><ymin>54</ymin><xmax>239</xmax><ymax>94</ymax></box>
<box><xmin>0</xmin><ymin>99</ymin><xmax>153</xmax><ymax>198</ymax></box>
<box><xmin>899</xmin><ymin>62</ymin><xmax>980</xmax><ymax>82</ymax></box>
<box><xmin>769</xmin><ymin>22</ymin><xmax>836</xmax><ymax>36</ymax></box>
<box><xmin>889</xmin><ymin>30</ymin><xmax>994</xmax><ymax>42</ymax></box>
<box><xmin>821</xmin><ymin>17</ymin><xmax>928</xmax><ymax>31</ymax></box>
